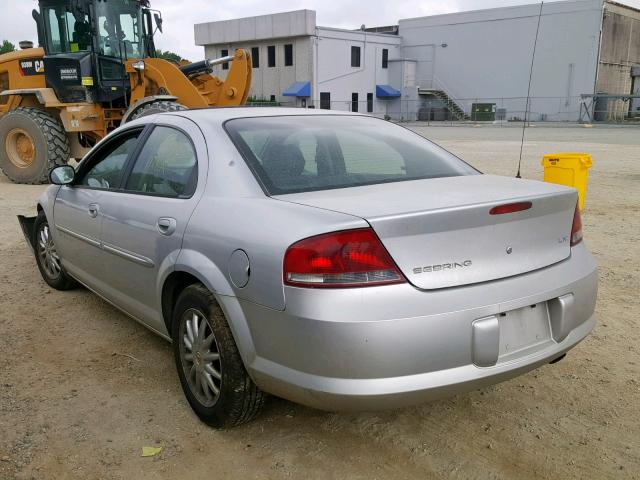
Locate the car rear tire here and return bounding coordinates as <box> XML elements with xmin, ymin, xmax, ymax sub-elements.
<box><xmin>33</xmin><ymin>212</ymin><xmax>78</xmax><ymax>290</ymax></box>
<box><xmin>172</xmin><ymin>283</ymin><xmax>265</xmax><ymax>428</ymax></box>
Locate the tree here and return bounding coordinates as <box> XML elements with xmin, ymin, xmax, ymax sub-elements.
<box><xmin>155</xmin><ymin>50</ymin><xmax>186</xmax><ymax>63</ymax></box>
<box><xmin>0</xmin><ymin>40</ymin><xmax>16</xmax><ymax>55</ymax></box>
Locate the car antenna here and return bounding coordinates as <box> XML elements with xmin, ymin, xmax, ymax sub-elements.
<box><xmin>516</xmin><ymin>1</ymin><xmax>544</xmax><ymax>179</ymax></box>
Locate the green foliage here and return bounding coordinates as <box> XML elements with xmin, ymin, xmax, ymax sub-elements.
<box><xmin>0</xmin><ymin>40</ymin><xmax>16</xmax><ymax>55</ymax></box>
<box><xmin>155</xmin><ymin>49</ymin><xmax>186</xmax><ymax>63</ymax></box>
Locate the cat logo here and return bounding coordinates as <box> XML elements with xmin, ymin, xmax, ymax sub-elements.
<box><xmin>19</xmin><ymin>59</ymin><xmax>45</xmax><ymax>76</ymax></box>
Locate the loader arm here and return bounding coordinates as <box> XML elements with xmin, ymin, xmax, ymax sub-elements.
<box><xmin>126</xmin><ymin>49</ymin><xmax>252</xmax><ymax>109</ymax></box>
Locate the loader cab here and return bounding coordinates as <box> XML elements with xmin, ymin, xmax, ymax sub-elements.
<box><xmin>35</xmin><ymin>0</ymin><xmax>158</xmax><ymax>105</ymax></box>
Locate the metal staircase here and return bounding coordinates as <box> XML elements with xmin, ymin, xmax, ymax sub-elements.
<box><xmin>418</xmin><ymin>88</ymin><xmax>469</xmax><ymax>120</ymax></box>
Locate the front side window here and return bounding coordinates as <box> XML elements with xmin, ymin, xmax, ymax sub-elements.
<box><xmin>43</xmin><ymin>7</ymin><xmax>90</xmax><ymax>54</ymax></box>
<box><xmin>79</xmin><ymin>131</ymin><xmax>141</xmax><ymax>189</ymax></box>
<box><xmin>225</xmin><ymin>116</ymin><xmax>478</xmax><ymax>195</ymax></box>
<box><xmin>125</xmin><ymin>127</ymin><xmax>197</xmax><ymax>197</ymax></box>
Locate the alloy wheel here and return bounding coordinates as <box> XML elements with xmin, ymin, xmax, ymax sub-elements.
<box><xmin>37</xmin><ymin>224</ymin><xmax>61</xmax><ymax>279</ymax></box>
<box><xmin>179</xmin><ymin>308</ymin><xmax>222</xmax><ymax>407</ymax></box>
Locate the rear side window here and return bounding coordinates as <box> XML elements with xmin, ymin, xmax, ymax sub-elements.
<box><xmin>125</xmin><ymin>126</ymin><xmax>197</xmax><ymax>197</ymax></box>
<box><xmin>225</xmin><ymin>115</ymin><xmax>478</xmax><ymax>195</ymax></box>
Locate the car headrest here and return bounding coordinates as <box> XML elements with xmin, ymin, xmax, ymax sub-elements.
<box><xmin>263</xmin><ymin>143</ymin><xmax>305</xmax><ymax>180</ymax></box>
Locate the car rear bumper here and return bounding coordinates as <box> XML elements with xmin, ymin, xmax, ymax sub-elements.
<box><xmin>249</xmin><ymin>315</ymin><xmax>595</xmax><ymax>411</ymax></box>
<box><xmin>229</xmin><ymin>244</ymin><xmax>598</xmax><ymax>411</ymax></box>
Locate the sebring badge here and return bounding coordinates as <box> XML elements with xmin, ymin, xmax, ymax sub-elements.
<box><xmin>413</xmin><ymin>260</ymin><xmax>472</xmax><ymax>274</ymax></box>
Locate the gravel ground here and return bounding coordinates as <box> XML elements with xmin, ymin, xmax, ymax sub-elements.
<box><xmin>0</xmin><ymin>124</ymin><xmax>638</xmax><ymax>480</ymax></box>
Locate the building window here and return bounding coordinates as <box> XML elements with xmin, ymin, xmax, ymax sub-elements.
<box><xmin>352</xmin><ymin>92</ymin><xmax>359</xmax><ymax>112</ymax></box>
<box><xmin>367</xmin><ymin>92</ymin><xmax>373</xmax><ymax>112</ymax></box>
<box><xmin>382</xmin><ymin>49</ymin><xmax>388</xmax><ymax>69</ymax></box>
<box><xmin>320</xmin><ymin>92</ymin><xmax>331</xmax><ymax>110</ymax></box>
<box><xmin>251</xmin><ymin>47</ymin><xmax>259</xmax><ymax>68</ymax></box>
<box><xmin>284</xmin><ymin>44</ymin><xmax>293</xmax><ymax>66</ymax></box>
<box><xmin>221</xmin><ymin>49</ymin><xmax>229</xmax><ymax>70</ymax></box>
<box><xmin>351</xmin><ymin>46</ymin><xmax>361</xmax><ymax>67</ymax></box>
<box><xmin>270</xmin><ymin>95</ymin><xmax>276</xmax><ymax>102</ymax></box>
<box><xmin>268</xmin><ymin>45</ymin><xmax>276</xmax><ymax>67</ymax></box>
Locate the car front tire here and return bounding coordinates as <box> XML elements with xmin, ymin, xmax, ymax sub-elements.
<box><xmin>33</xmin><ymin>212</ymin><xmax>78</xmax><ymax>290</ymax></box>
<box><xmin>172</xmin><ymin>283</ymin><xmax>265</xmax><ymax>428</ymax></box>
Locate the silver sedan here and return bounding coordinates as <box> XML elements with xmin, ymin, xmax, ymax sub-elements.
<box><xmin>20</xmin><ymin>108</ymin><xmax>598</xmax><ymax>428</ymax></box>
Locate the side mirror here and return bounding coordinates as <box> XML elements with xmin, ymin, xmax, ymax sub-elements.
<box><xmin>154</xmin><ymin>13</ymin><xmax>163</xmax><ymax>33</ymax></box>
<box><xmin>49</xmin><ymin>165</ymin><xmax>75</xmax><ymax>185</ymax></box>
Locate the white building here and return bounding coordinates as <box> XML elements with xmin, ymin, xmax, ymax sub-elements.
<box><xmin>194</xmin><ymin>10</ymin><xmax>403</xmax><ymax>116</ymax></box>
<box><xmin>195</xmin><ymin>1</ymin><xmax>640</xmax><ymax>121</ymax></box>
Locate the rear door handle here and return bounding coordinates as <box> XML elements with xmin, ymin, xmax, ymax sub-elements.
<box><xmin>88</xmin><ymin>203</ymin><xmax>99</xmax><ymax>218</ymax></box>
<box><xmin>157</xmin><ymin>217</ymin><xmax>177</xmax><ymax>236</ymax></box>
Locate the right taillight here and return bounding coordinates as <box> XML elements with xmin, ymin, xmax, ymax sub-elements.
<box><xmin>570</xmin><ymin>202</ymin><xmax>583</xmax><ymax>246</ymax></box>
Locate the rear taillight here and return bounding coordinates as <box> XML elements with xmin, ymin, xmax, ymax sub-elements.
<box><xmin>570</xmin><ymin>203</ymin><xmax>583</xmax><ymax>246</ymax></box>
<box><xmin>283</xmin><ymin>228</ymin><xmax>405</xmax><ymax>288</ymax></box>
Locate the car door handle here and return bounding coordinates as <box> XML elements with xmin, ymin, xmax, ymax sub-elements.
<box><xmin>157</xmin><ymin>217</ymin><xmax>177</xmax><ymax>236</ymax></box>
<box><xmin>88</xmin><ymin>203</ymin><xmax>99</xmax><ymax>218</ymax></box>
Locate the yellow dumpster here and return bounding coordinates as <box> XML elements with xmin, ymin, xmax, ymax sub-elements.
<box><xmin>541</xmin><ymin>153</ymin><xmax>592</xmax><ymax>210</ymax></box>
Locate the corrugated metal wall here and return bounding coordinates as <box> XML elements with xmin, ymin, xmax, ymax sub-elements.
<box><xmin>596</xmin><ymin>2</ymin><xmax>640</xmax><ymax>119</ymax></box>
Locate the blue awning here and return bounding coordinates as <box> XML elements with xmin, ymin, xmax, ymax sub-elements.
<box><xmin>283</xmin><ymin>81</ymin><xmax>311</xmax><ymax>97</ymax></box>
<box><xmin>376</xmin><ymin>84</ymin><xmax>401</xmax><ymax>98</ymax></box>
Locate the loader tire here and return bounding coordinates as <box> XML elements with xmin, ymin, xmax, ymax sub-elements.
<box><xmin>127</xmin><ymin>101</ymin><xmax>187</xmax><ymax>120</ymax></box>
<box><xmin>0</xmin><ymin>108</ymin><xmax>70</xmax><ymax>184</ymax></box>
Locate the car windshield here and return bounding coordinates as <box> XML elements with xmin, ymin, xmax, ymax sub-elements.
<box><xmin>225</xmin><ymin>115</ymin><xmax>478</xmax><ymax>195</ymax></box>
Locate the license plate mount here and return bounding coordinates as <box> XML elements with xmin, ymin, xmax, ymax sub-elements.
<box><xmin>498</xmin><ymin>302</ymin><xmax>552</xmax><ymax>362</ymax></box>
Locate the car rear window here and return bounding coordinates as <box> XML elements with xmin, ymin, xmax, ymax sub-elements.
<box><xmin>224</xmin><ymin>115</ymin><xmax>478</xmax><ymax>195</ymax></box>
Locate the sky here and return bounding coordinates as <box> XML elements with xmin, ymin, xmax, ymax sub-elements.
<box><xmin>2</xmin><ymin>0</ymin><xmax>639</xmax><ymax>61</ymax></box>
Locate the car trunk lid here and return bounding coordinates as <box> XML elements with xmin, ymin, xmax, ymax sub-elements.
<box><xmin>274</xmin><ymin>175</ymin><xmax>577</xmax><ymax>289</ymax></box>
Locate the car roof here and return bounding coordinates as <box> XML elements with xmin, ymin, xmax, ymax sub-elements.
<box><xmin>170</xmin><ymin>107</ymin><xmax>365</xmax><ymax>124</ymax></box>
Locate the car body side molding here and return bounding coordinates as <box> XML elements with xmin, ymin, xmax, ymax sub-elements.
<box><xmin>55</xmin><ymin>224</ymin><xmax>101</xmax><ymax>248</ymax></box>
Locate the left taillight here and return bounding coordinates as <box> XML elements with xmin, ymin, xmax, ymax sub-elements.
<box><xmin>283</xmin><ymin>228</ymin><xmax>406</xmax><ymax>288</ymax></box>
<box><xmin>570</xmin><ymin>202</ymin><xmax>583</xmax><ymax>246</ymax></box>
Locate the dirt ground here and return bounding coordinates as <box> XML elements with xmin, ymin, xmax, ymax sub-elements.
<box><xmin>0</xmin><ymin>124</ymin><xmax>638</xmax><ymax>480</ymax></box>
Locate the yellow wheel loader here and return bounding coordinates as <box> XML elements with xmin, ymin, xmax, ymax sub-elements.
<box><xmin>0</xmin><ymin>0</ymin><xmax>251</xmax><ymax>184</ymax></box>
